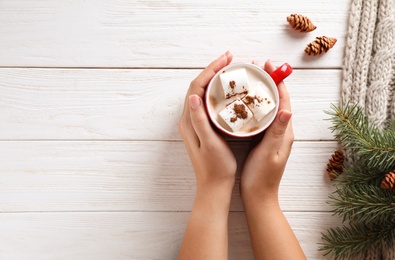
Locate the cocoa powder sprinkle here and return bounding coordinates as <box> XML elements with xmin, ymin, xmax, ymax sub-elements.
<box><xmin>226</xmin><ymin>90</ymin><xmax>248</xmax><ymax>99</ymax></box>
<box><xmin>234</xmin><ymin>103</ymin><xmax>248</xmax><ymax>119</ymax></box>
<box><xmin>244</xmin><ymin>96</ymin><xmax>254</xmax><ymax>105</ymax></box>
<box><xmin>244</xmin><ymin>95</ymin><xmax>263</xmax><ymax>105</ymax></box>
<box><xmin>230</xmin><ymin>103</ymin><xmax>248</xmax><ymax>123</ymax></box>
<box><xmin>229</xmin><ymin>80</ymin><xmax>236</xmax><ymax>89</ymax></box>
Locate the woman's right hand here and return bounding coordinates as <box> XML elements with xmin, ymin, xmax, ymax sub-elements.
<box><xmin>240</xmin><ymin>60</ymin><xmax>305</xmax><ymax>260</ymax></box>
<box><xmin>240</xmin><ymin>59</ymin><xmax>294</xmax><ymax>204</ymax></box>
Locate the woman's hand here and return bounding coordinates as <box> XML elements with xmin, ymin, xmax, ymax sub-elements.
<box><xmin>178</xmin><ymin>51</ymin><xmax>236</xmax><ymax>260</ymax></box>
<box><xmin>178</xmin><ymin>51</ymin><xmax>236</xmax><ymax>197</ymax></box>
<box><xmin>240</xmin><ymin>59</ymin><xmax>294</xmax><ymax>203</ymax></box>
<box><xmin>240</xmin><ymin>60</ymin><xmax>305</xmax><ymax>260</ymax></box>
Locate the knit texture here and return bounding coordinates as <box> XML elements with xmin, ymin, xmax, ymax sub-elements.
<box><xmin>342</xmin><ymin>0</ymin><xmax>395</xmax><ymax>258</ymax></box>
<box><xmin>342</xmin><ymin>0</ymin><xmax>395</xmax><ymax>130</ymax></box>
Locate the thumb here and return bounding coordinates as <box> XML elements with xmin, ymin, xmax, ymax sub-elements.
<box><xmin>260</xmin><ymin>110</ymin><xmax>292</xmax><ymax>153</ymax></box>
<box><xmin>189</xmin><ymin>94</ymin><xmax>216</xmax><ymax>144</ymax></box>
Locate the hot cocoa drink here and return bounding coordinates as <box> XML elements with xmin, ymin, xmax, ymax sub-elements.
<box><xmin>206</xmin><ymin>63</ymin><xmax>279</xmax><ymax>137</ymax></box>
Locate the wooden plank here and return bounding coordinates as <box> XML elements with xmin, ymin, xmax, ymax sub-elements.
<box><xmin>0</xmin><ymin>141</ymin><xmax>337</xmax><ymax>212</ymax></box>
<box><xmin>0</xmin><ymin>211</ymin><xmax>342</xmax><ymax>260</ymax></box>
<box><xmin>0</xmin><ymin>68</ymin><xmax>340</xmax><ymax>140</ymax></box>
<box><xmin>0</xmin><ymin>0</ymin><xmax>349</xmax><ymax>68</ymax></box>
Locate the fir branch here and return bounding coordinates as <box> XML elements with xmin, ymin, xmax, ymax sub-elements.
<box><xmin>320</xmin><ymin>222</ymin><xmax>395</xmax><ymax>260</ymax></box>
<box><xmin>328</xmin><ymin>183</ymin><xmax>395</xmax><ymax>224</ymax></box>
<box><xmin>325</xmin><ymin>103</ymin><xmax>395</xmax><ymax>170</ymax></box>
<box><xmin>336</xmin><ymin>161</ymin><xmax>380</xmax><ymax>185</ymax></box>
<box><xmin>322</xmin><ymin>102</ymin><xmax>395</xmax><ymax>258</ymax></box>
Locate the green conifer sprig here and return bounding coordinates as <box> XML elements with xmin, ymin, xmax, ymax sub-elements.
<box><xmin>328</xmin><ymin>183</ymin><xmax>395</xmax><ymax>224</ymax></box>
<box><xmin>320</xmin><ymin>222</ymin><xmax>395</xmax><ymax>260</ymax></box>
<box><xmin>325</xmin><ymin>103</ymin><xmax>395</xmax><ymax>170</ymax></box>
<box><xmin>336</xmin><ymin>160</ymin><xmax>384</xmax><ymax>185</ymax></box>
<box><xmin>321</xmin><ymin>103</ymin><xmax>395</xmax><ymax>259</ymax></box>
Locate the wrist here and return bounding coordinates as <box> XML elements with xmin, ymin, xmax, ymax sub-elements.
<box><xmin>243</xmin><ymin>197</ymin><xmax>282</xmax><ymax>224</ymax></box>
<box><xmin>241</xmin><ymin>189</ymin><xmax>279</xmax><ymax>209</ymax></box>
<box><xmin>195</xmin><ymin>185</ymin><xmax>233</xmax><ymax>211</ymax></box>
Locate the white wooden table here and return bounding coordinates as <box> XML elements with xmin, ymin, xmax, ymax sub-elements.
<box><xmin>0</xmin><ymin>1</ymin><xmax>351</xmax><ymax>259</ymax></box>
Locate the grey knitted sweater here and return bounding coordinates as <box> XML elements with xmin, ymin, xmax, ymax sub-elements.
<box><xmin>342</xmin><ymin>0</ymin><xmax>395</xmax><ymax>129</ymax></box>
<box><xmin>341</xmin><ymin>0</ymin><xmax>394</xmax><ymax>258</ymax></box>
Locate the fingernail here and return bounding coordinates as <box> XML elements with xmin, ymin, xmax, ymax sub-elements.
<box><xmin>279</xmin><ymin>110</ymin><xmax>292</xmax><ymax>123</ymax></box>
<box><xmin>216</xmin><ymin>54</ymin><xmax>225</xmax><ymax>61</ymax></box>
<box><xmin>217</xmin><ymin>50</ymin><xmax>230</xmax><ymax>60</ymax></box>
<box><xmin>189</xmin><ymin>95</ymin><xmax>201</xmax><ymax>110</ymax></box>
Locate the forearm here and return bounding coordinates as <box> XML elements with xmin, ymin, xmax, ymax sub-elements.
<box><xmin>243</xmin><ymin>198</ymin><xmax>306</xmax><ymax>260</ymax></box>
<box><xmin>178</xmin><ymin>189</ymin><xmax>232</xmax><ymax>260</ymax></box>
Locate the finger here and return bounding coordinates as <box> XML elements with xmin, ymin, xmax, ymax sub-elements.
<box><xmin>257</xmin><ymin>110</ymin><xmax>292</xmax><ymax>155</ymax></box>
<box><xmin>188</xmin><ymin>94</ymin><xmax>217</xmax><ymax>147</ymax></box>
<box><xmin>279</xmin><ymin>117</ymin><xmax>295</xmax><ymax>156</ymax></box>
<box><xmin>189</xmin><ymin>51</ymin><xmax>233</xmax><ymax>98</ymax></box>
<box><xmin>181</xmin><ymin>51</ymin><xmax>232</xmax><ymax>120</ymax></box>
<box><xmin>264</xmin><ymin>60</ymin><xmax>294</xmax><ymax>137</ymax></box>
<box><xmin>179</xmin><ymin>52</ymin><xmax>232</xmax><ymax>149</ymax></box>
<box><xmin>264</xmin><ymin>60</ymin><xmax>292</xmax><ymax>112</ymax></box>
<box><xmin>178</xmin><ymin>111</ymin><xmax>200</xmax><ymax>149</ymax></box>
<box><xmin>182</xmin><ymin>51</ymin><xmax>232</xmax><ymax>114</ymax></box>
<box><xmin>252</xmin><ymin>60</ymin><xmax>260</xmax><ymax>66</ymax></box>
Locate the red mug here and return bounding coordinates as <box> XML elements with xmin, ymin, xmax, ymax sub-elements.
<box><xmin>205</xmin><ymin>62</ymin><xmax>292</xmax><ymax>138</ymax></box>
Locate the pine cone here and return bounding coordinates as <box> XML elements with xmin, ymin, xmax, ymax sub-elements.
<box><xmin>287</xmin><ymin>14</ymin><xmax>317</xmax><ymax>32</ymax></box>
<box><xmin>327</xmin><ymin>150</ymin><xmax>345</xmax><ymax>180</ymax></box>
<box><xmin>305</xmin><ymin>36</ymin><xmax>337</xmax><ymax>56</ymax></box>
<box><xmin>381</xmin><ymin>171</ymin><xmax>395</xmax><ymax>192</ymax></box>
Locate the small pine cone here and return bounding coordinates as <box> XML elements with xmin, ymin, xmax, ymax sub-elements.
<box><xmin>305</xmin><ymin>36</ymin><xmax>337</xmax><ymax>56</ymax></box>
<box><xmin>287</xmin><ymin>14</ymin><xmax>317</xmax><ymax>32</ymax></box>
<box><xmin>327</xmin><ymin>150</ymin><xmax>345</xmax><ymax>180</ymax></box>
<box><xmin>381</xmin><ymin>171</ymin><xmax>395</xmax><ymax>192</ymax></box>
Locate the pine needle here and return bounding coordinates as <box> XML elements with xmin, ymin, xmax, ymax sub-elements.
<box><xmin>321</xmin><ymin>103</ymin><xmax>395</xmax><ymax>259</ymax></box>
<box><xmin>320</xmin><ymin>222</ymin><xmax>395</xmax><ymax>260</ymax></box>
<box><xmin>325</xmin><ymin>103</ymin><xmax>395</xmax><ymax>170</ymax></box>
<box><xmin>328</xmin><ymin>183</ymin><xmax>395</xmax><ymax>224</ymax></box>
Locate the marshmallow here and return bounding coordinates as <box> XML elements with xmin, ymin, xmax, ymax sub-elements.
<box><xmin>219</xmin><ymin>68</ymin><xmax>250</xmax><ymax>99</ymax></box>
<box><xmin>219</xmin><ymin>99</ymin><xmax>253</xmax><ymax>132</ymax></box>
<box><xmin>242</xmin><ymin>82</ymin><xmax>276</xmax><ymax>121</ymax></box>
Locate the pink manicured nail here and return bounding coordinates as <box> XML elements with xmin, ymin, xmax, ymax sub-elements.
<box><xmin>217</xmin><ymin>53</ymin><xmax>226</xmax><ymax>60</ymax></box>
<box><xmin>189</xmin><ymin>95</ymin><xmax>201</xmax><ymax>110</ymax></box>
<box><xmin>218</xmin><ymin>50</ymin><xmax>230</xmax><ymax>60</ymax></box>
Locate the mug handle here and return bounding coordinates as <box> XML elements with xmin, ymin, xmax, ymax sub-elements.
<box><xmin>269</xmin><ymin>63</ymin><xmax>293</xmax><ymax>85</ymax></box>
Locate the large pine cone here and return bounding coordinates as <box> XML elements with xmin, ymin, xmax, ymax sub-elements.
<box><xmin>305</xmin><ymin>36</ymin><xmax>337</xmax><ymax>56</ymax></box>
<box><xmin>287</xmin><ymin>14</ymin><xmax>317</xmax><ymax>32</ymax></box>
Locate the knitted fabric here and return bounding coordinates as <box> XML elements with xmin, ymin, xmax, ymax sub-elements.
<box><xmin>342</xmin><ymin>0</ymin><xmax>395</xmax><ymax>258</ymax></box>
<box><xmin>342</xmin><ymin>0</ymin><xmax>395</xmax><ymax>129</ymax></box>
